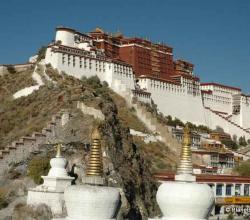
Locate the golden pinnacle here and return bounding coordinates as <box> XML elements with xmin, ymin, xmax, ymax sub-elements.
<box><xmin>183</xmin><ymin>124</ymin><xmax>191</xmax><ymax>146</ymax></box>
<box><xmin>91</xmin><ymin>127</ymin><xmax>101</xmax><ymax>140</ymax></box>
<box><xmin>56</xmin><ymin>144</ymin><xmax>62</xmax><ymax>158</ymax></box>
<box><xmin>177</xmin><ymin>124</ymin><xmax>193</xmax><ymax>175</ymax></box>
<box><xmin>86</xmin><ymin>127</ymin><xmax>103</xmax><ymax>177</ymax></box>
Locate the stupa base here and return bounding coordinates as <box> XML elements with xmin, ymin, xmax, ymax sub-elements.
<box><xmin>65</xmin><ymin>218</ymin><xmax>115</xmax><ymax>220</ymax></box>
<box><xmin>149</xmin><ymin>218</ymin><xmax>208</xmax><ymax>220</ymax></box>
<box><xmin>27</xmin><ymin>190</ymin><xmax>65</xmax><ymax>216</ymax></box>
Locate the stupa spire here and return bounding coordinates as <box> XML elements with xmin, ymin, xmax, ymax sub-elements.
<box><xmin>56</xmin><ymin>143</ymin><xmax>62</xmax><ymax>158</ymax></box>
<box><xmin>84</xmin><ymin>127</ymin><xmax>104</xmax><ymax>185</ymax></box>
<box><xmin>176</xmin><ymin>124</ymin><xmax>193</xmax><ymax>175</ymax></box>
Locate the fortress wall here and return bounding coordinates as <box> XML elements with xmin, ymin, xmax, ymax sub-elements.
<box><xmin>0</xmin><ymin>65</ymin><xmax>7</xmax><ymax>76</ymax></box>
<box><xmin>153</xmin><ymin>91</ymin><xmax>206</xmax><ymax>125</ymax></box>
<box><xmin>139</xmin><ymin>78</ymin><xmax>250</xmax><ymax>138</ymax></box>
<box><xmin>45</xmin><ymin>49</ymin><xmax>95</xmax><ymax>79</ymax></box>
<box><xmin>241</xmin><ymin>103</ymin><xmax>250</xmax><ymax>129</ymax></box>
<box><xmin>141</xmin><ymin>79</ymin><xmax>206</xmax><ymax>125</ymax></box>
<box><xmin>204</xmin><ymin>108</ymin><xmax>250</xmax><ymax>139</ymax></box>
<box><xmin>45</xmin><ymin>49</ymin><xmax>135</xmax><ymax>94</ymax></box>
<box><xmin>231</xmin><ymin>114</ymin><xmax>241</xmax><ymax>127</ymax></box>
<box><xmin>203</xmin><ymin>98</ymin><xmax>232</xmax><ymax>115</ymax></box>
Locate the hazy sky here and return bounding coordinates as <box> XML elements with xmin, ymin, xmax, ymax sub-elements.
<box><xmin>0</xmin><ymin>0</ymin><xmax>249</xmax><ymax>93</ymax></box>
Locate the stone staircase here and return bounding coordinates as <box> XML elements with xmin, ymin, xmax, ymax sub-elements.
<box><xmin>205</xmin><ymin>107</ymin><xmax>250</xmax><ymax>135</ymax></box>
<box><xmin>0</xmin><ymin>110</ymin><xmax>72</xmax><ymax>176</ymax></box>
<box><xmin>132</xmin><ymin>102</ymin><xmax>182</xmax><ymax>155</ymax></box>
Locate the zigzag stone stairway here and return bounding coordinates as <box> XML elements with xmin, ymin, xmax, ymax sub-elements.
<box><xmin>0</xmin><ymin>110</ymin><xmax>72</xmax><ymax>177</ymax></box>
<box><xmin>113</xmin><ymin>79</ymin><xmax>182</xmax><ymax>159</ymax></box>
<box><xmin>132</xmin><ymin>102</ymin><xmax>182</xmax><ymax>157</ymax></box>
<box><xmin>205</xmin><ymin>107</ymin><xmax>250</xmax><ymax>139</ymax></box>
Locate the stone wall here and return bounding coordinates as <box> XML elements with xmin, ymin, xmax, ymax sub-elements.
<box><xmin>76</xmin><ymin>101</ymin><xmax>105</xmax><ymax>121</ymax></box>
<box><xmin>0</xmin><ymin>110</ymin><xmax>72</xmax><ymax>177</ymax></box>
<box><xmin>0</xmin><ymin>64</ymin><xmax>33</xmax><ymax>76</ymax></box>
<box><xmin>204</xmin><ymin>107</ymin><xmax>250</xmax><ymax>139</ymax></box>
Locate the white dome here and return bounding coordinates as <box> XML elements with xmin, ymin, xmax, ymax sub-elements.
<box><xmin>48</xmin><ymin>157</ymin><xmax>68</xmax><ymax>177</ymax></box>
<box><xmin>156</xmin><ymin>181</ymin><xmax>214</xmax><ymax>220</ymax></box>
<box><xmin>64</xmin><ymin>185</ymin><xmax>120</xmax><ymax>220</ymax></box>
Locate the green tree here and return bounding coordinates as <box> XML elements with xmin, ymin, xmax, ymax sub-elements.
<box><xmin>221</xmin><ymin>139</ymin><xmax>238</xmax><ymax>150</ymax></box>
<box><xmin>239</xmin><ymin>136</ymin><xmax>247</xmax><ymax>146</ymax></box>
<box><xmin>234</xmin><ymin>161</ymin><xmax>250</xmax><ymax>176</ymax></box>
<box><xmin>37</xmin><ymin>46</ymin><xmax>47</xmax><ymax>61</ymax></box>
<box><xmin>233</xmin><ymin>135</ymin><xmax>237</xmax><ymax>143</ymax></box>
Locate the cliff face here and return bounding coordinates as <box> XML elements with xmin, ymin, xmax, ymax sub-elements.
<box><xmin>99</xmin><ymin>93</ymin><xmax>161</xmax><ymax>219</ymax></box>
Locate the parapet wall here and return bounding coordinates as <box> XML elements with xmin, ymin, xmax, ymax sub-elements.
<box><xmin>0</xmin><ymin>63</ymin><xmax>33</xmax><ymax>76</ymax></box>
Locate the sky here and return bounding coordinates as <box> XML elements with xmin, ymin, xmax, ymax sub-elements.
<box><xmin>0</xmin><ymin>0</ymin><xmax>249</xmax><ymax>93</ymax></box>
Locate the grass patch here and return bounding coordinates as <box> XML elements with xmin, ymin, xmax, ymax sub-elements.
<box><xmin>133</xmin><ymin>136</ymin><xmax>177</xmax><ymax>172</ymax></box>
<box><xmin>110</xmin><ymin>93</ymin><xmax>148</xmax><ymax>133</ymax></box>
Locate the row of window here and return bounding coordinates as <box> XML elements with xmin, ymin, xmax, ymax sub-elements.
<box><xmin>62</xmin><ymin>55</ymin><xmax>107</xmax><ymax>72</ymax></box>
<box><xmin>61</xmin><ymin>54</ymin><xmax>133</xmax><ymax>76</ymax></box>
<box><xmin>203</xmin><ymin>97</ymin><xmax>231</xmax><ymax>104</ymax></box>
<box><xmin>214</xmin><ymin>184</ymin><xmax>250</xmax><ymax>196</ymax></box>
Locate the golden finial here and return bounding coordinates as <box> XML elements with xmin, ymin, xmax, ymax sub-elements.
<box><xmin>91</xmin><ymin>127</ymin><xmax>101</xmax><ymax>140</ymax></box>
<box><xmin>176</xmin><ymin>124</ymin><xmax>193</xmax><ymax>175</ymax></box>
<box><xmin>56</xmin><ymin>144</ymin><xmax>62</xmax><ymax>158</ymax></box>
<box><xmin>183</xmin><ymin>125</ymin><xmax>191</xmax><ymax>146</ymax></box>
<box><xmin>86</xmin><ymin>127</ymin><xmax>103</xmax><ymax>177</ymax></box>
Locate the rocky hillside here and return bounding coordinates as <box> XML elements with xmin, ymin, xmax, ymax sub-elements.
<box><xmin>0</xmin><ymin>63</ymin><xmax>179</xmax><ymax>219</ymax></box>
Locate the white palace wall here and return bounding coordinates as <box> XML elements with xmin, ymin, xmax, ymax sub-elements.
<box><xmin>241</xmin><ymin>99</ymin><xmax>250</xmax><ymax>129</ymax></box>
<box><xmin>203</xmin><ymin>97</ymin><xmax>232</xmax><ymax>115</ymax></box>
<box><xmin>45</xmin><ymin>48</ymin><xmax>135</xmax><ymax>93</ymax></box>
<box><xmin>138</xmin><ymin>78</ymin><xmax>206</xmax><ymax>126</ymax></box>
<box><xmin>139</xmin><ymin>78</ymin><xmax>250</xmax><ymax>138</ymax></box>
<box><xmin>204</xmin><ymin>108</ymin><xmax>250</xmax><ymax>139</ymax></box>
<box><xmin>55</xmin><ymin>29</ymin><xmax>75</xmax><ymax>47</ymax></box>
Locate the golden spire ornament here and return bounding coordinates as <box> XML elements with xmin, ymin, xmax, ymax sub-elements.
<box><xmin>176</xmin><ymin>125</ymin><xmax>193</xmax><ymax>175</ymax></box>
<box><xmin>86</xmin><ymin>127</ymin><xmax>103</xmax><ymax>177</ymax></box>
<box><xmin>56</xmin><ymin>143</ymin><xmax>62</xmax><ymax>158</ymax></box>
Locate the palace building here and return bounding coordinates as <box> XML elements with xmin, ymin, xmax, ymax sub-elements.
<box><xmin>44</xmin><ymin>26</ymin><xmax>250</xmax><ymax>140</ymax></box>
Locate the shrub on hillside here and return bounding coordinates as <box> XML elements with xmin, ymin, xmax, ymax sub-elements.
<box><xmin>0</xmin><ymin>187</ymin><xmax>9</xmax><ymax>209</ymax></box>
<box><xmin>37</xmin><ymin>46</ymin><xmax>47</xmax><ymax>61</ymax></box>
<box><xmin>6</xmin><ymin>65</ymin><xmax>16</xmax><ymax>74</ymax></box>
<box><xmin>27</xmin><ymin>156</ymin><xmax>51</xmax><ymax>184</ymax></box>
<box><xmin>86</xmin><ymin>76</ymin><xmax>101</xmax><ymax>89</ymax></box>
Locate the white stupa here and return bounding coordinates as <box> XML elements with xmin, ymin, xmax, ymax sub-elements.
<box><xmin>27</xmin><ymin>144</ymin><xmax>74</xmax><ymax>217</ymax></box>
<box><xmin>152</xmin><ymin>125</ymin><xmax>215</xmax><ymax>220</ymax></box>
<box><xmin>63</xmin><ymin>127</ymin><xmax>121</xmax><ymax>220</ymax></box>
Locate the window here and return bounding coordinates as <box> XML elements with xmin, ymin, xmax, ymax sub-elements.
<box><xmin>244</xmin><ymin>184</ymin><xmax>249</xmax><ymax>196</ymax></box>
<box><xmin>216</xmin><ymin>184</ymin><xmax>223</xmax><ymax>196</ymax></box>
<box><xmin>226</xmin><ymin>185</ymin><xmax>232</xmax><ymax>196</ymax></box>
<box><xmin>235</xmin><ymin>184</ymin><xmax>241</xmax><ymax>196</ymax></box>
